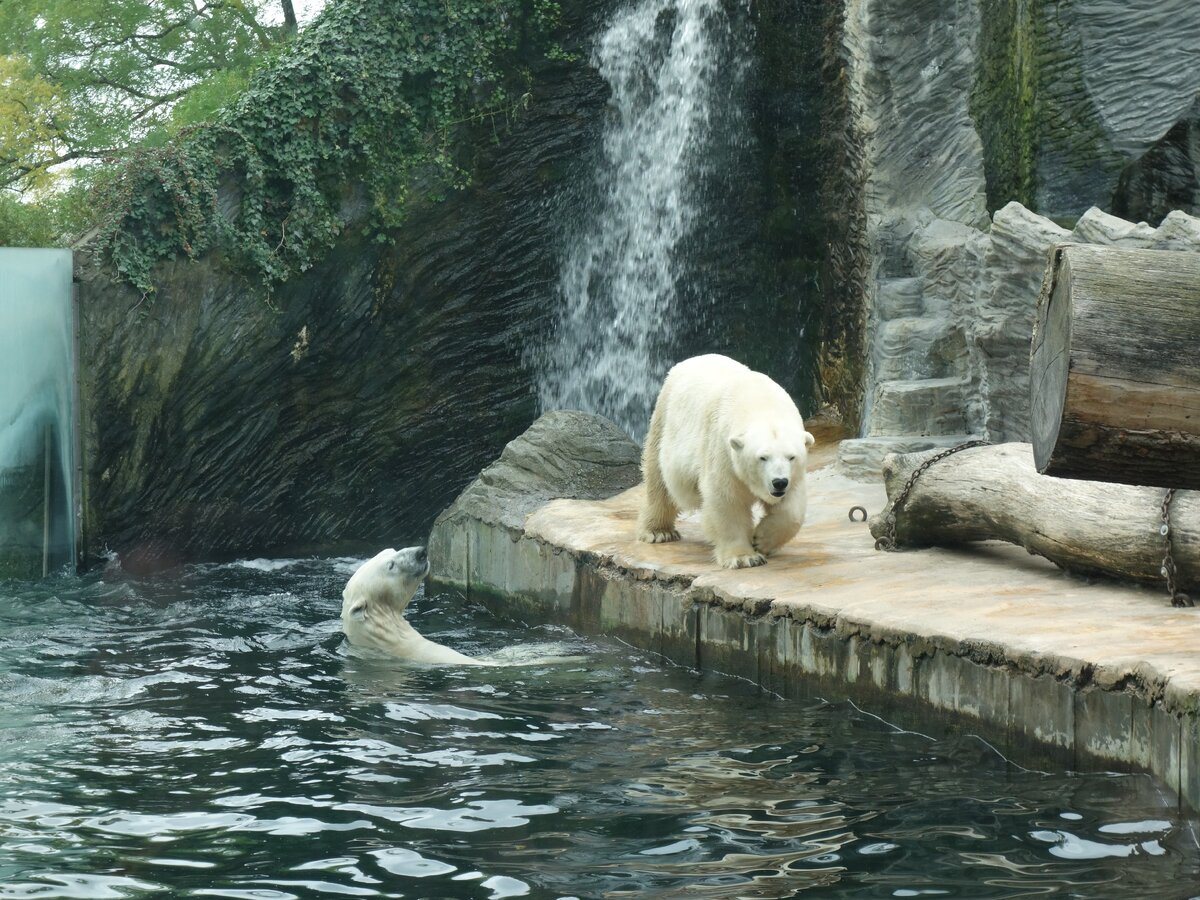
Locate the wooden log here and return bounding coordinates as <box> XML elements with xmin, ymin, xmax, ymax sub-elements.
<box><xmin>1030</xmin><ymin>243</ymin><xmax>1200</xmax><ymax>490</ymax></box>
<box><xmin>868</xmin><ymin>443</ymin><xmax>1200</xmax><ymax>596</ymax></box>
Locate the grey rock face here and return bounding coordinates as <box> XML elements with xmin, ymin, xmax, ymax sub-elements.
<box><xmin>836</xmin><ymin>0</ymin><xmax>1200</xmax><ymax>478</ymax></box>
<box><xmin>432</xmin><ymin>409</ymin><xmax>641</xmax><ymax>536</ymax></box>
<box><xmin>1039</xmin><ymin>0</ymin><xmax>1200</xmax><ymax>220</ymax></box>
<box><xmin>843</xmin><ymin>0</ymin><xmax>989</xmax><ymax>229</ymax></box>
<box><xmin>841</xmin><ymin>200</ymin><xmax>1200</xmax><ymax>477</ymax></box>
<box><xmin>1114</xmin><ymin>101</ymin><xmax>1200</xmax><ymax>225</ymax></box>
<box><xmin>78</xmin><ymin>48</ymin><xmax>613</xmax><ymax>572</ymax></box>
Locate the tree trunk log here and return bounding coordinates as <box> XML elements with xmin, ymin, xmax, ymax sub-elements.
<box><xmin>1030</xmin><ymin>243</ymin><xmax>1200</xmax><ymax>489</ymax></box>
<box><xmin>869</xmin><ymin>443</ymin><xmax>1200</xmax><ymax>594</ymax></box>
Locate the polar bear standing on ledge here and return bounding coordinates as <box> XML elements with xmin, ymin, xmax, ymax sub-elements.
<box><xmin>636</xmin><ymin>354</ymin><xmax>815</xmax><ymax>569</ymax></box>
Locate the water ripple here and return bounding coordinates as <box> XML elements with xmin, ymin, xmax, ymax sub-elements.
<box><xmin>0</xmin><ymin>561</ymin><xmax>1194</xmax><ymax>897</ymax></box>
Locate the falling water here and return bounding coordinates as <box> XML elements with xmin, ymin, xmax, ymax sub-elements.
<box><xmin>0</xmin><ymin>248</ymin><xmax>77</xmax><ymax>576</ymax></box>
<box><xmin>539</xmin><ymin>0</ymin><xmax>731</xmax><ymax>441</ymax></box>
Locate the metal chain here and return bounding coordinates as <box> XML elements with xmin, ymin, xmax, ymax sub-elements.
<box><xmin>1159</xmin><ymin>489</ymin><xmax>1193</xmax><ymax>608</ymax></box>
<box><xmin>856</xmin><ymin>446</ymin><xmax>1194</xmax><ymax>606</ymax></box>
<box><xmin>872</xmin><ymin>440</ymin><xmax>991</xmax><ymax>552</ymax></box>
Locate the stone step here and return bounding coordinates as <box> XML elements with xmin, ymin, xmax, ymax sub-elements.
<box><xmin>867</xmin><ymin>376</ymin><xmax>972</xmax><ymax>437</ymax></box>
<box><xmin>873</xmin><ymin>316</ymin><xmax>966</xmax><ymax>381</ymax></box>
<box><xmin>836</xmin><ymin>434</ymin><xmax>984</xmax><ymax>481</ymax></box>
<box><xmin>876</xmin><ymin>276</ymin><xmax>925</xmax><ymax>319</ymax></box>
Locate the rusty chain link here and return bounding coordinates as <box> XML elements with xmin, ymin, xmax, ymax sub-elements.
<box><xmin>1159</xmin><ymin>488</ymin><xmax>1193</xmax><ymax>608</ymax></box>
<box><xmin>871</xmin><ymin>440</ymin><xmax>991</xmax><ymax>552</ymax></box>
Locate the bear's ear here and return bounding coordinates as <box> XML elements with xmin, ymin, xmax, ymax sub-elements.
<box><xmin>804</xmin><ymin>431</ymin><xmax>815</xmax><ymax>448</ymax></box>
<box><xmin>729</xmin><ymin>435</ymin><xmax>744</xmax><ymax>452</ymax></box>
<box><xmin>346</xmin><ymin>598</ymin><xmax>368</xmax><ymax>621</ymax></box>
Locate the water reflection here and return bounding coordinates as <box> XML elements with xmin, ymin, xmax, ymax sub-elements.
<box><xmin>0</xmin><ymin>561</ymin><xmax>1196</xmax><ymax>898</ymax></box>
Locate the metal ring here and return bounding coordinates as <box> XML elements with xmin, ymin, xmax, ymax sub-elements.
<box><xmin>848</xmin><ymin>505</ymin><xmax>868</xmax><ymax>523</ymax></box>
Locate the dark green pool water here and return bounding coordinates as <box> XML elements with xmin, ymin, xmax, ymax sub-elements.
<box><xmin>0</xmin><ymin>559</ymin><xmax>1197</xmax><ymax>899</ymax></box>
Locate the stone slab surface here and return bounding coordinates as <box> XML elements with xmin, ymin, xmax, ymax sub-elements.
<box><xmin>430</xmin><ymin>420</ymin><xmax>1200</xmax><ymax>810</ymax></box>
<box><xmin>524</xmin><ymin>469</ymin><xmax>1200</xmax><ymax>712</ymax></box>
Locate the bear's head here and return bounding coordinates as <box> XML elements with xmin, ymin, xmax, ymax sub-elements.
<box><xmin>729</xmin><ymin>423</ymin><xmax>815</xmax><ymax>505</ymax></box>
<box><xmin>341</xmin><ymin>546</ymin><xmax>429</xmax><ymax>624</ymax></box>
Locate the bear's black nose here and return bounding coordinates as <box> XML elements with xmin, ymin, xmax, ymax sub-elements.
<box><xmin>414</xmin><ymin>546</ymin><xmax>427</xmax><ymax>562</ymax></box>
<box><xmin>771</xmin><ymin>478</ymin><xmax>789</xmax><ymax>494</ymax></box>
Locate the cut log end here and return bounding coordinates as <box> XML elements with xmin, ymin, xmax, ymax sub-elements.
<box><xmin>1028</xmin><ymin>244</ymin><xmax>1200</xmax><ymax>490</ymax></box>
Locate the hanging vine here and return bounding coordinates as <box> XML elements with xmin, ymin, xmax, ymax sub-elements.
<box><xmin>90</xmin><ymin>0</ymin><xmax>567</xmax><ymax>297</ymax></box>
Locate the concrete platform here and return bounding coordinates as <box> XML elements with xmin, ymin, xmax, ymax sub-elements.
<box><xmin>428</xmin><ymin>415</ymin><xmax>1200</xmax><ymax>813</ymax></box>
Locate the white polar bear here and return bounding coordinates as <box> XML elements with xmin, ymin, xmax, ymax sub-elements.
<box><xmin>341</xmin><ymin>546</ymin><xmax>484</xmax><ymax>665</ymax></box>
<box><xmin>636</xmin><ymin>354</ymin><xmax>815</xmax><ymax>569</ymax></box>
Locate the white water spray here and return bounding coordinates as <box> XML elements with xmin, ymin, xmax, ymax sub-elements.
<box><xmin>539</xmin><ymin>0</ymin><xmax>729</xmax><ymax>441</ymax></box>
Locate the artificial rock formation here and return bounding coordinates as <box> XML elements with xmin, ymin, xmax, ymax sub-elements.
<box><xmin>71</xmin><ymin>0</ymin><xmax>1200</xmax><ymax>562</ymax></box>
<box><xmin>428</xmin><ymin>409</ymin><xmax>641</xmax><ymax>588</ymax></box>
<box><xmin>78</xmin><ymin>15</ymin><xmax>612</xmax><ymax>570</ymax></box>
<box><xmin>838</xmin><ymin>203</ymin><xmax>1200</xmax><ymax>477</ymax></box>
<box><xmin>836</xmin><ymin>0</ymin><xmax>1200</xmax><ymax>477</ymax></box>
<box><xmin>75</xmin><ymin>0</ymin><xmax>831</xmax><ymax>568</ymax></box>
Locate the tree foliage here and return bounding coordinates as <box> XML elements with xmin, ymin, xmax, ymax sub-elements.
<box><xmin>88</xmin><ymin>0</ymin><xmax>565</xmax><ymax>296</ymax></box>
<box><xmin>0</xmin><ymin>0</ymin><xmax>299</xmax><ymax>192</ymax></box>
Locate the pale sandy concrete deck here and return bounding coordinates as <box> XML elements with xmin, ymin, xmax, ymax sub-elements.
<box><xmin>430</xmin><ymin>448</ymin><xmax>1200</xmax><ymax>812</ymax></box>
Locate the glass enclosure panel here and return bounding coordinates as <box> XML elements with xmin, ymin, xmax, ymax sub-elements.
<box><xmin>0</xmin><ymin>248</ymin><xmax>76</xmax><ymax>577</ymax></box>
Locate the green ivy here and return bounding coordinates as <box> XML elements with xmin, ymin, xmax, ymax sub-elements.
<box><xmin>91</xmin><ymin>0</ymin><xmax>565</xmax><ymax>297</ymax></box>
<box><xmin>970</xmin><ymin>0</ymin><xmax>1041</xmax><ymax>213</ymax></box>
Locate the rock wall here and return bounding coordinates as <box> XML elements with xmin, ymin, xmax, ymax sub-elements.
<box><xmin>72</xmin><ymin>0</ymin><xmax>1200</xmax><ymax>560</ymax></box>
<box><xmin>836</xmin><ymin>0</ymin><xmax>1200</xmax><ymax>475</ymax></box>
<box><xmin>78</xmin><ymin>39</ymin><xmax>611</xmax><ymax>570</ymax></box>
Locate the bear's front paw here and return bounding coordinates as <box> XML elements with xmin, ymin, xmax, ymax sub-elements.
<box><xmin>720</xmin><ymin>551</ymin><xmax>766</xmax><ymax>569</ymax></box>
<box><xmin>638</xmin><ymin>528</ymin><xmax>681</xmax><ymax>544</ymax></box>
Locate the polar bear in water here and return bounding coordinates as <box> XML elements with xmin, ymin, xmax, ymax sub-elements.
<box><xmin>341</xmin><ymin>546</ymin><xmax>580</xmax><ymax>666</ymax></box>
<box><xmin>341</xmin><ymin>547</ymin><xmax>484</xmax><ymax>664</ymax></box>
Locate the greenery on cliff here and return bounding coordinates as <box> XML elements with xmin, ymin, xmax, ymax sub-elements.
<box><xmin>2</xmin><ymin>0</ymin><xmax>563</xmax><ymax>294</ymax></box>
<box><xmin>92</xmin><ymin>0</ymin><xmax>566</xmax><ymax>295</ymax></box>
<box><xmin>971</xmin><ymin>0</ymin><xmax>1041</xmax><ymax>213</ymax></box>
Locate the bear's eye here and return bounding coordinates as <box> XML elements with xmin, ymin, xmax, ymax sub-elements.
<box><xmin>387</xmin><ymin>560</ymin><xmax>396</xmax><ymax>571</ymax></box>
<box><xmin>759</xmin><ymin>455</ymin><xmax>768</xmax><ymax>461</ymax></box>
<box><xmin>786</xmin><ymin>454</ymin><xmax>795</xmax><ymax>461</ymax></box>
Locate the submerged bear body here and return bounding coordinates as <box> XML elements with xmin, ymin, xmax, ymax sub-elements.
<box><xmin>341</xmin><ymin>546</ymin><xmax>484</xmax><ymax>665</ymax></box>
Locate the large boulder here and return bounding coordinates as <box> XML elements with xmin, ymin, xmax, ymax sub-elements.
<box><xmin>428</xmin><ymin>410</ymin><xmax>641</xmax><ymax>590</ymax></box>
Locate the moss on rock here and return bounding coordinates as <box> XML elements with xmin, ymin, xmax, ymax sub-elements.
<box><xmin>971</xmin><ymin>0</ymin><xmax>1042</xmax><ymax>213</ymax></box>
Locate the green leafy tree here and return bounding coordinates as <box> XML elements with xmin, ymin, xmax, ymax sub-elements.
<box><xmin>0</xmin><ymin>0</ymin><xmax>301</xmax><ymax>191</ymax></box>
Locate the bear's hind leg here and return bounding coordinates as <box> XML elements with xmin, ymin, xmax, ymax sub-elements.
<box><xmin>637</xmin><ymin>406</ymin><xmax>681</xmax><ymax>544</ymax></box>
<box><xmin>638</xmin><ymin>481</ymin><xmax>680</xmax><ymax>544</ymax></box>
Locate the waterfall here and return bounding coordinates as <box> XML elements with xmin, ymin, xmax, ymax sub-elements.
<box><xmin>538</xmin><ymin>0</ymin><xmax>732</xmax><ymax>442</ymax></box>
<box><xmin>0</xmin><ymin>249</ymin><xmax>77</xmax><ymax>576</ymax></box>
